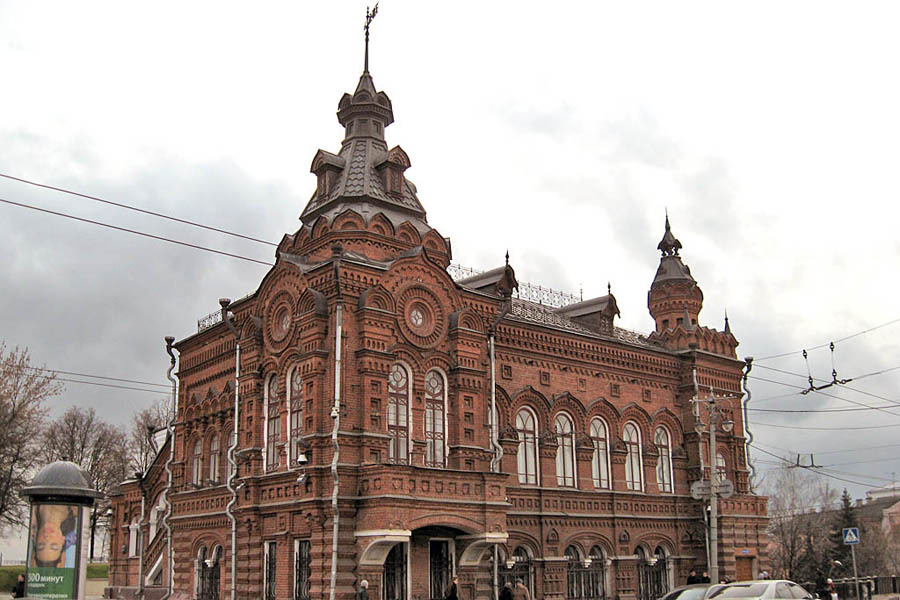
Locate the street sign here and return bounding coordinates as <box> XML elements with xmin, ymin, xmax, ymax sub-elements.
<box><xmin>716</xmin><ymin>479</ymin><xmax>735</xmax><ymax>499</ymax></box>
<box><xmin>691</xmin><ymin>480</ymin><xmax>711</xmax><ymax>500</ymax></box>
<box><xmin>843</xmin><ymin>527</ymin><xmax>860</xmax><ymax>545</ymax></box>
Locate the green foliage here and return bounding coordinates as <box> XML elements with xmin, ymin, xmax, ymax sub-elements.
<box><xmin>829</xmin><ymin>489</ymin><xmax>856</xmax><ymax>566</ymax></box>
<box><xmin>86</xmin><ymin>563</ymin><xmax>109</xmax><ymax>579</ymax></box>
<box><xmin>0</xmin><ymin>566</ymin><xmax>25</xmax><ymax>593</ymax></box>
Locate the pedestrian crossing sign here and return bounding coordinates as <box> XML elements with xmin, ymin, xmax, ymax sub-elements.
<box><xmin>842</xmin><ymin>527</ymin><xmax>860</xmax><ymax>544</ymax></box>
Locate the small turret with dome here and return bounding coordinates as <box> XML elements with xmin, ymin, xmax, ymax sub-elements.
<box><xmin>647</xmin><ymin>215</ymin><xmax>737</xmax><ymax>356</ymax></box>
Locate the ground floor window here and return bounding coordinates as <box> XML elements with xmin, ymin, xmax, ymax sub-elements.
<box><xmin>636</xmin><ymin>547</ymin><xmax>668</xmax><ymax>600</ymax></box>
<box><xmin>294</xmin><ymin>539</ymin><xmax>311</xmax><ymax>600</ymax></box>
<box><xmin>500</xmin><ymin>547</ymin><xmax>533</xmax><ymax>598</ymax></box>
<box><xmin>265</xmin><ymin>541</ymin><xmax>277</xmax><ymax>600</ymax></box>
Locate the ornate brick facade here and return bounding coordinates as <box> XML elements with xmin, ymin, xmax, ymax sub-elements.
<box><xmin>108</xmin><ymin>62</ymin><xmax>768</xmax><ymax>600</ymax></box>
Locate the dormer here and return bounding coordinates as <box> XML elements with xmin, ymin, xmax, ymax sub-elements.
<box><xmin>376</xmin><ymin>146</ymin><xmax>411</xmax><ymax>199</ymax></box>
<box><xmin>310</xmin><ymin>150</ymin><xmax>346</xmax><ymax>201</ymax></box>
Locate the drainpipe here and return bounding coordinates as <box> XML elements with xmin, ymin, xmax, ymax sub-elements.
<box><xmin>741</xmin><ymin>357</ymin><xmax>756</xmax><ymax>493</ymax></box>
<box><xmin>488</xmin><ymin>297</ymin><xmax>511</xmax><ymax>600</ymax></box>
<box><xmin>221</xmin><ymin>298</ymin><xmax>240</xmax><ymax>600</ymax></box>
<box><xmin>329</xmin><ymin>248</ymin><xmax>344</xmax><ymax>600</ymax></box>
<box><xmin>160</xmin><ymin>336</ymin><xmax>178</xmax><ymax>600</ymax></box>
<box><xmin>136</xmin><ymin>471</ymin><xmax>147</xmax><ymax>599</ymax></box>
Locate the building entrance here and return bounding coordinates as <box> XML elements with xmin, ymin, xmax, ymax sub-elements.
<box><xmin>429</xmin><ymin>540</ymin><xmax>452</xmax><ymax>600</ymax></box>
<box><xmin>384</xmin><ymin>544</ymin><xmax>407</xmax><ymax>600</ymax></box>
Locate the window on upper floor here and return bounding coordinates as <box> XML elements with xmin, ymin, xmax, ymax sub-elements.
<box><xmin>655</xmin><ymin>426</ymin><xmax>673</xmax><ymax>493</ymax></box>
<box><xmin>590</xmin><ymin>417</ymin><xmax>611</xmax><ymax>489</ymax></box>
<box><xmin>265</xmin><ymin>374</ymin><xmax>281</xmax><ymax>472</ymax></box>
<box><xmin>387</xmin><ymin>364</ymin><xmax>410</xmax><ymax>464</ymax></box>
<box><xmin>716</xmin><ymin>451</ymin><xmax>727</xmax><ymax>484</ymax></box>
<box><xmin>624</xmin><ymin>422</ymin><xmax>643</xmax><ymax>491</ymax></box>
<box><xmin>209</xmin><ymin>434</ymin><xmax>220</xmax><ymax>483</ymax></box>
<box><xmin>424</xmin><ymin>369</ymin><xmax>446</xmax><ymax>468</ymax></box>
<box><xmin>289</xmin><ymin>366</ymin><xmax>303</xmax><ymax>467</ymax></box>
<box><xmin>516</xmin><ymin>408</ymin><xmax>538</xmax><ymax>485</ymax></box>
<box><xmin>555</xmin><ymin>413</ymin><xmax>576</xmax><ymax>487</ymax></box>
<box><xmin>191</xmin><ymin>439</ymin><xmax>203</xmax><ymax>486</ymax></box>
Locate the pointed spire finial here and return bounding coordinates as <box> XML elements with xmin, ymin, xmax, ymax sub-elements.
<box><xmin>608</xmin><ymin>281</ymin><xmax>612</xmax><ymax>295</ymax></box>
<box><xmin>364</xmin><ymin>3</ymin><xmax>379</xmax><ymax>74</ymax></box>
<box><xmin>657</xmin><ymin>212</ymin><xmax>682</xmax><ymax>257</ymax></box>
<box><xmin>505</xmin><ymin>250</ymin><xmax>509</xmax><ymax>266</ymax></box>
<box><xmin>724</xmin><ymin>309</ymin><xmax>731</xmax><ymax>334</ymax></box>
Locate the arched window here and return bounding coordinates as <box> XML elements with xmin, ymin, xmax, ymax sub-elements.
<box><xmin>590</xmin><ymin>418</ymin><xmax>610</xmax><ymax>489</ymax></box>
<box><xmin>566</xmin><ymin>545</ymin><xmax>584</xmax><ymax>600</ymax></box>
<box><xmin>500</xmin><ymin>547</ymin><xmax>534</xmax><ymax>597</ymax></box>
<box><xmin>265</xmin><ymin>374</ymin><xmax>281</xmax><ymax>471</ymax></box>
<box><xmin>387</xmin><ymin>364</ymin><xmax>410</xmax><ymax>464</ymax></box>
<box><xmin>516</xmin><ymin>408</ymin><xmax>538</xmax><ymax>485</ymax></box>
<box><xmin>191</xmin><ymin>439</ymin><xmax>203</xmax><ymax>486</ymax></box>
<box><xmin>208</xmin><ymin>434</ymin><xmax>220</xmax><ymax>483</ymax></box>
<box><xmin>424</xmin><ymin>369</ymin><xmax>446</xmax><ymax>468</ymax></box>
<box><xmin>715</xmin><ymin>452</ymin><xmax>727</xmax><ymax>484</ymax></box>
<box><xmin>624</xmin><ymin>422</ymin><xmax>643</xmax><ymax>491</ymax></box>
<box><xmin>555</xmin><ymin>413</ymin><xmax>576</xmax><ymax>487</ymax></box>
<box><xmin>588</xmin><ymin>546</ymin><xmax>608</xmax><ymax>600</ymax></box>
<box><xmin>654</xmin><ymin>427</ymin><xmax>672</xmax><ymax>493</ymax></box>
<box><xmin>289</xmin><ymin>366</ymin><xmax>303</xmax><ymax>466</ymax></box>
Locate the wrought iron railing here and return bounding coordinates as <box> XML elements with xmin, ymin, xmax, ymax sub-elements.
<box><xmin>448</xmin><ymin>263</ymin><xmax>580</xmax><ymax>308</ymax></box>
<box><xmin>196</xmin><ymin>293</ymin><xmax>253</xmax><ymax>333</ymax></box>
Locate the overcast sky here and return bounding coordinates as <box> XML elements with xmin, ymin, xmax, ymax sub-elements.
<box><xmin>3</xmin><ymin>1</ymin><xmax>900</xmax><ymax>559</ymax></box>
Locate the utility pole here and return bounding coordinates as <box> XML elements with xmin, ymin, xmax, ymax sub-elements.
<box><xmin>691</xmin><ymin>375</ymin><xmax>736</xmax><ymax>585</ymax></box>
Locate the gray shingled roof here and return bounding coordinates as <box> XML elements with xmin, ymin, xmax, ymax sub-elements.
<box><xmin>507</xmin><ymin>298</ymin><xmax>652</xmax><ymax>348</ymax></box>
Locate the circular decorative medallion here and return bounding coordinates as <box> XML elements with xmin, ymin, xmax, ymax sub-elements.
<box><xmin>397</xmin><ymin>285</ymin><xmax>446</xmax><ymax>348</ymax></box>
<box><xmin>265</xmin><ymin>291</ymin><xmax>295</xmax><ymax>351</ymax></box>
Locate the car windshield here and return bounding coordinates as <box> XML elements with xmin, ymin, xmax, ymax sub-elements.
<box><xmin>664</xmin><ymin>588</ymin><xmax>714</xmax><ymax>600</ymax></box>
<box><xmin>710</xmin><ymin>584</ymin><xmax>769</xmax><ymax>599</ymax></box>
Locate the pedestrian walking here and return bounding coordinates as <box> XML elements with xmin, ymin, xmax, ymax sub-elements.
<box><xmin>500</xmin><ymin>582</ymin><xmax>514</xmax><ymax>600</ymax></box>
<box><xmin>445</xmin><ymin>576</ymin><xmax>459</xmax><ymax>600</ymax></box>
<box><xmin>11</xmin><ymin>574</ymin><xmax>25</xmax><ymax>599</ymax></box>
<box><xmin>513</xmin><ymin>579</ymin><xmax>531</xmax><ymax>600</ymax></box>
<box><xmin>357</xmin><ymin>579</ymin><xmax>369</xmax><ymax>600</ymax></box>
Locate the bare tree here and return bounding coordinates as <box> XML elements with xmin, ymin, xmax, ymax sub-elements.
<box><xmin>42</xmin><ymin>406</ymin><xmax>129</xmax><ymax>559</ymax></box>
<box><xmin>129</xmin><ymin>397</ymin><xmax>170</xmax><ymax>475</ymax></box>
<box><xmin>0</xmin><ymin>344</ymin><xmax>62</xmax><ymax>536</ymax></box>
<box><xmin>764</xmin><ymin>465</ymin><xmax>838</xmax><ymax>583</ymax></box>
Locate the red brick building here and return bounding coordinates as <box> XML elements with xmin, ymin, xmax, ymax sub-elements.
<box><xmin>108</xmin><ymin>59</ymin><xmax>768</xmax><ymax>600</ymax></box>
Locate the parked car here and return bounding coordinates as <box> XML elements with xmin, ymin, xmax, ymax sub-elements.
<box><xmin>709</xmin><ymin>580</ymin><xmax>814</xmax><ymax>600</ymax></box>
<box><xmin>659</xmin><ymin>584</ymin><xmax>724</xmax><ymax>600</ymax></box>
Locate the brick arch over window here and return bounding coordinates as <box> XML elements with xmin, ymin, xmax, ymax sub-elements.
<box><xmin>310</xmin><ymin>216</ymin><xmax>330</xmax><ymax>239</ymax></box>
<box><xmin>619</xmin><ymin>403</ymin><xmax>652</xmax><ymax>438</ymax></box>
<box><xmin>358</xmin><ymin>284</ymin><xmax>396</xmax><ymax>313</ymax></box>
<box><xmin>396</xmin><ymin>221</ymin><xmax>422</xmax><ymax>244</ymax></box>
<box><xmin>332</xmin><ymin>208</ymin><xmax>366</xmax><ymax>231</ymax></box>
<box><xmin>509</xmin><ymin>387</ymin><xmax>552</xmax><ymax>432</ymax></box>
<box><xmin>551</xmin><ymin>392</ymin><xmax>588</xmax><ymax>430</ymax></box>
<box><xmin>586</xmin><ymin>397</ymin><xmax>621</xmax><ymax>428</ymax></box>
<box><xmin>367</xmin><ymin>212</ymin><xmax>396</xmax><ymax>237</ymax></box>
<box><xmin>650</xmin><ymin>407</ymin><xmax>684</xmax><ymax>446</ymax></box>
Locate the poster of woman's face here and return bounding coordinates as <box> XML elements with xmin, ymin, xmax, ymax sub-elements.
<box><xmin>28</xmin><ymin>503</ymin><xmax>78</xmax><ymax>569</ymax></box>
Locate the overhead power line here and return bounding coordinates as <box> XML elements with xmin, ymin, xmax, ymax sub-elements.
<box><xmin>751</xmin><ymin>420</ymin><xmax>900</xmax><ymax>431</ymax></box>
<box><xmin>18</xmin><ymin>364</ymin><xmax>170</xmax><ymax>389</ymax></box>
<box><xmin>0</xmin><ymin>197</ymin><xmax>274</xmax><ymax>267</ymax></box>
<box><xmin>0</xmin><ymin>172</ymin><xmax>278</xmax><ymax>247</ymax></box>
<box><xmin>755</xmin><ymin>316</ymin><xmax>900</xmax><ymax>362</ymax></box>
<box><xmin>31</xmin><ymin>372</ymin><xmax>169</xmax><ymax>395</ymax></box>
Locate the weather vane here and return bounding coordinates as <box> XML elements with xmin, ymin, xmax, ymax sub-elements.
<box><xmin>364</xmin><ymin>3</ymin><xmax>379</xmax><ymax>73</ymax></box>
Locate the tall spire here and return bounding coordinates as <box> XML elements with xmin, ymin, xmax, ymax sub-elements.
<box><xmin>365</xmin><ymin>3</ymin><xmax>379</xmax><ymax>74</ymax></box>
<box><xmin>657</xmin><ymin>213</ymin><xmax>682</xmax><ymax>257</ymax></box>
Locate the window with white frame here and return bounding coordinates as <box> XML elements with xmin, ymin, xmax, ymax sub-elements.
<box><xmin>516</xmin><ymin>408</ymin><xmax>538</xmax><ymax>484</ymax></box>
<box><xmin>424</xmin><ymin>369</ymin><xmax>446</xmax><ymax>468</ymax></box>
<box><xmin>387</xmin><ymin>364</ymin><xmax>410</xmax><ymax>464</ymax></box>
<box><xmin>191</xmin><ymin>439</ymin><xmax>203</xmax><ymax>486</ymax></box>
<box><xmin>715</xmin><ymin>451</ymin><xmax>727</xmax><ymax>484</ymax></box>
<box><xmin>265</xmin><ymin>374</ymin><xmax>281</xmax><ymax>471</ymax></box>
<box><xmin>590</xmin><ymin>417</ymin><xmax>611</xmax><ymax>489</ymax></box>
<box><xmin>624</xmin><ymin>422</ymin><xmax>643</xmax><ymax>491</ymax></box>
<box><xmin>289</xmin><ymin>366</ymin><xmax>303</xmax><ymax>466</ymax></box>
<box><xmin>555</xmin><ymin>413</ymin><xmax>576</xmax><ymax>487</ymax></box>
<box><xmin>654</xmin><ymin>427</ymin><xmax>673</xmax><ymax>493</ymax></box>
<box><xmin>208</xmin><ymin>434</ymin><xmax>220</xmax><ymax>483</ymax></box>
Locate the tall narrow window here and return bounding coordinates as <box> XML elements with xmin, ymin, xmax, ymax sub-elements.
<box><xmin>294</xmin><ymin>539</ymin><xmax>311</xmax><ymax>600</ymax></box>
<box><xmin>555</xmin><ymin>413</ymin><xmax>576</xmax><ymax>487</ymax></box>
<box><xmin>516</xmin><ymin>408</ymin><xmax>538</xmax><ymax>485</ymax></box>
<box><xmin>264</xmin><ymin>541</ymin><xmax>277</xmax><ymax>600</ymax></box>
<box><xmin>715</xmin><ymin>452</ymin><xmax>727</xmax><ymax>484</ymax></box>
<box><xmin>590</xmin><ymin>418</ymin><xmax>610</xmax><ymax>489</ymax></box>
<box><xmin>655</xmin><ymin>427</ymin><xmax>673</xmax><ymax>493</ymax></box>
<box><xmin>388</xmin><ymin>364</ymin><xmax>410</xmax><ymax>464</ymax></box>
<box><xmin>208</xmin><ymin>434</ymin><xmax>220</xmax><ymax>483</ymax></box>
<box><xmin>266</xmin><ymin>375</ymin><xmax>281</xmax><ymax>471</ymax></box>
<box><xmin>424</xmin><ymin>370</ymin><xmax>446</xmax><ymax>468</ymax></box>
<box><xmin>289</xmin><ymin>367</ymin><xmax>303</xmax><ymax>466</ymax></box>
<box><xmin>624</xmin><ymin>422</ymin><xmax>643</xmax><ymax>491</ymax></box>
<box><xmin>192</xmin><ymin>439</ymin><xmax>203</xmax><ymax>486</ymax></box>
